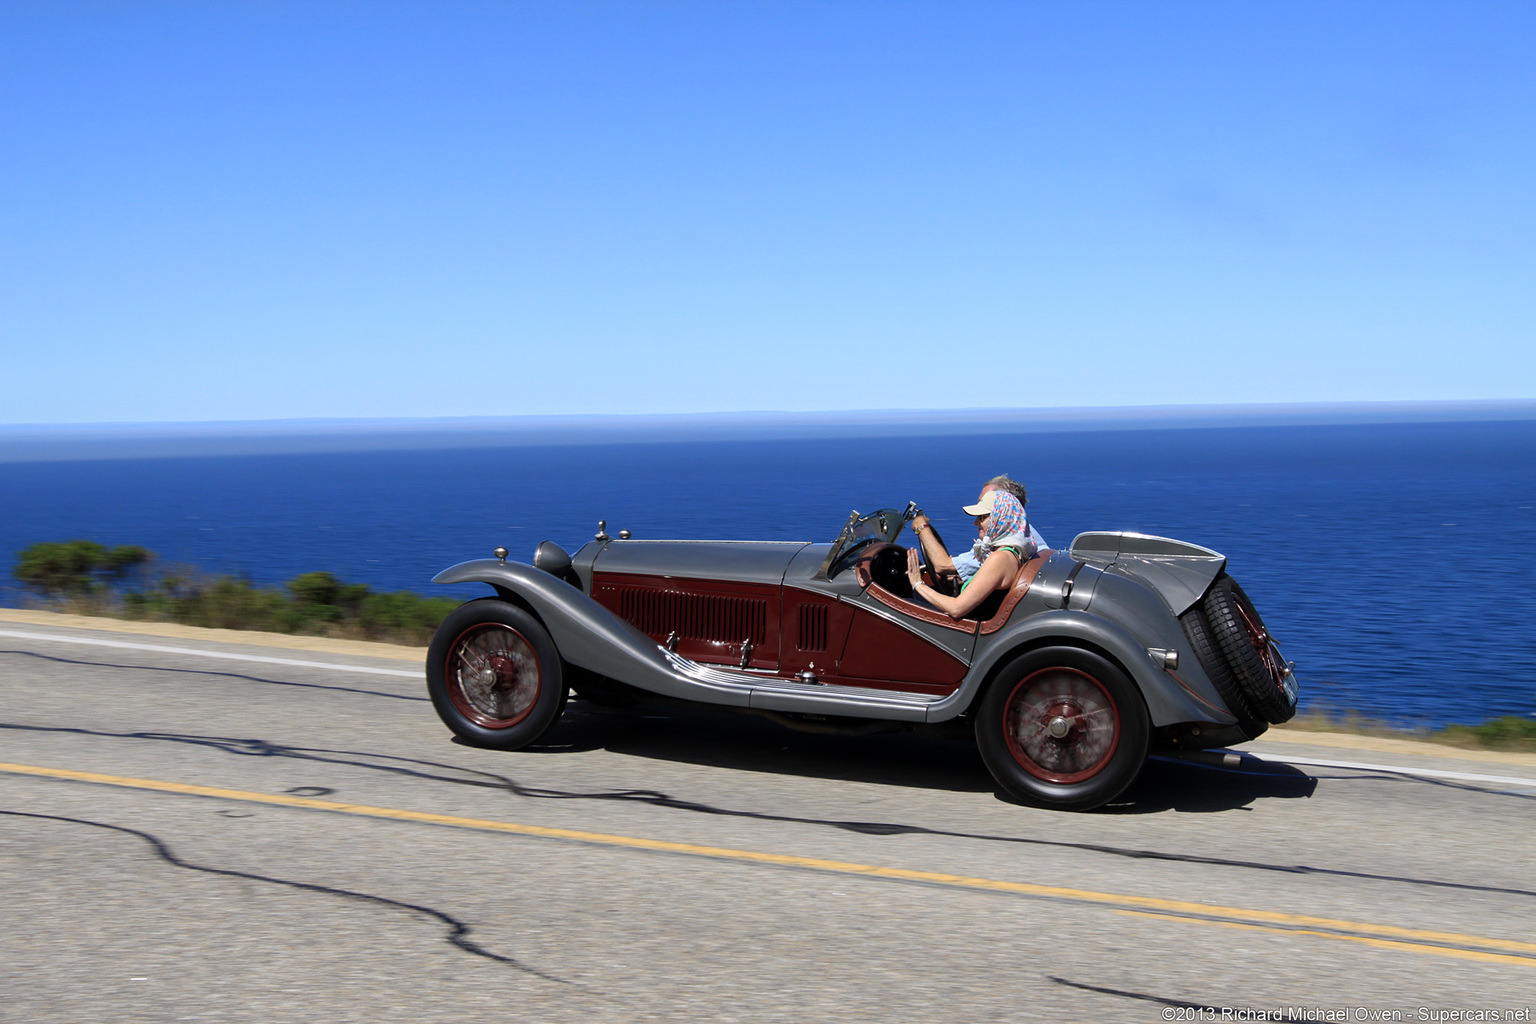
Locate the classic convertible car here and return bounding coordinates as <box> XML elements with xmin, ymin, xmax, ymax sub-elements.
<box><xmin>426</xmin><ymin>505</ymin><xmax>1299</xmax><ymax>811</ymax></box>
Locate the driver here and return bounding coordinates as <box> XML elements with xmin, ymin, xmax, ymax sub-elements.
<box><xmin>910</xmin><ymin>475</ymin><xmax>1045</xmax><ymax>588</ymax></box>
<box><xmin>905</xmin><ymin>489</ymin><xmax>1033</xmax><ymax>620</ymax></box>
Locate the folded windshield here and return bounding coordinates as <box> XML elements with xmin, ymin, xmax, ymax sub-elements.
<box><xmin>815</xmin><ymin>503</ymin><xmax>918</xmax><ymax>580</ymax></box>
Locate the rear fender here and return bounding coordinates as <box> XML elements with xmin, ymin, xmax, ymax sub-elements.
<box><xmin>926</xmin><ymin>611</ymin><xmax>1235</xmax><ymax>728</ymax></box>
<box><xmin>1070</xmin><ymin>531</ymin><xmax>1226</xmax><ymax>616</ymax></box>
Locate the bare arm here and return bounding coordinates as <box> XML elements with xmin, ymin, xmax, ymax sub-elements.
<box><xmin>905</xmin><ymin>546</ymin><xmax>1018</xmax><ymax>620</ymax></box>
<box><xmin>910</xmin><ymin>514</ymin><xmax>957</xmax><ymax>577</ymax></box>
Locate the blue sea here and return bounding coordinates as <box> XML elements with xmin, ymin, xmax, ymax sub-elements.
<box><xmin>3</xmin><ymin>419</ymin><xmax>1534</xmax><ymax>728</ymax></box>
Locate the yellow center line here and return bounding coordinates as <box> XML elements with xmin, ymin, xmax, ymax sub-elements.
<box><xmin>3</xmin><ymin>759</ymin><xmax>1531</xmax><ymax>966</ymax></box>
<box><xmin>1114</xmin><ymin>910</ymin><xmax>1536</xmax><ymax>969</ymax></box>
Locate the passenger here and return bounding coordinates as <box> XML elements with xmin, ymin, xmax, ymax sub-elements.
<box><xmin>905</xmin><ymin>489</ymin><xmax>1032</xmax><ymax>620</ymax></box>
<box><xmin>910</xmin><ymin>475</ymin><xmax>1046</xmax><ymax>588</ymax></box>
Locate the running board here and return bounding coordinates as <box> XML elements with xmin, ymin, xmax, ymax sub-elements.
<box><xmin>661</xmin><ymin>649</ymin><xmax>944</xmax><ymax>721</ymax></box>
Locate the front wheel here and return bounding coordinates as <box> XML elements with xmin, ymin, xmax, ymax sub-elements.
<box><xmin>976</xmin><ymin>647</ymin><xmax>1150</xmax><ymax>811</ymax></box>
<box><xmin>426</xmin><ymin>599</ymin><xmax>566</xmax><ymax>750</ymax></box>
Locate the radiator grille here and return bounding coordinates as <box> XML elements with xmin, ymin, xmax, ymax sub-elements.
<box><xmin>796</xmin><ymin>603</ymin><xmax>828</xmax><ymax>652</ymax></box>
<box><xmin>618</xmin><ymin>588</ymin><xmax>767</xmax><ymax>644</ymax></box>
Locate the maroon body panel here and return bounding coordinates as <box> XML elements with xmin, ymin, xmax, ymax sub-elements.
<box><xmin>835</xmin><ymin>608</ymin><xmax>969</xmax><ymax>689</ymax></box>
<box><xmin>592</xmin><ymin>572</ymin><xmax>782</xmax><ymax>669</ymax></box>
<box><xmin>592</xmin><ymin>573</ymin><xmax>969</xmax><ymax>696</ymax></box>
<box><xmin>778</xmin><ymin>588</ymin><xmax>854</xmax><ymax>677</ymax></box>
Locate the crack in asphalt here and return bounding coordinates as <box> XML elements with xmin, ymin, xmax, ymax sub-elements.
<box><xmin>0</xmin><ymin>809</ymin><xmax>576</xmax><ymax>985</ymax></box>
<box><xmin>0</xmin><ymin>647</ymin><xmax>426</xmax><ymax>702</ymax></box>
<box><xmin>5</xmin><ymin>721</ymin><xmax>1532</xmax><ymax>902</ymax></box>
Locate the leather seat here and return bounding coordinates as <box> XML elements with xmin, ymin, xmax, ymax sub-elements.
<box><xmin>976</xmin><ymin>549</ymin><xmax>1053</xmax><ymax>634</ymax></box>
<box><xmin>860</xmin><ymin>544</ymin><xmax>1054</xmax><ymax>634</ymax></box>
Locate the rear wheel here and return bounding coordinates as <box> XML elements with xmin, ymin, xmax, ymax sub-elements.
<box><xmin>426</xmin><ymin>600</ymin><xmax>566</xmax><ymax>749</ymax></box>
<box><xmin>976</xmin><ymin>647</ymin><xmax>1149</xmax><ymax>811</ymax></box>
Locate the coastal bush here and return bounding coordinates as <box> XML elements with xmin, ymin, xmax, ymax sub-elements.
<box><xmin>1432</xmin><ymin>716</ymin><xmax>1536</xmax><ymax>753</ymax></box>
<box><xmin>13</xmin><ymin>540</ymin><xmax>152</xmax><ymax>600</ymax></box>
<box><xmin>124</xmin><ymin>573</ymin><xmax>453</xmax><ymax>644</ymax></box>
<box><xmin>16</xmin><ymin>540</ymin><xmax>453</xmax><ymax>645</ymax></box>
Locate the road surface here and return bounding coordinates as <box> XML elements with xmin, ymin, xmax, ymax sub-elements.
<box><xmin>2</xmin><ymin>611</ymin><xmax>1532</xmax><ymax>1023</ymax></box>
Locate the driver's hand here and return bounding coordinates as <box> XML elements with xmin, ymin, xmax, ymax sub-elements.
<box><xmin>911</xmin><ymin>514</ymin><xmax>931</xmax><ymax>534</ymax></box>
<box><xmin>906</xmin><ymin>547</ymin><xmax>923</xmax><ymax>587</ymax></box>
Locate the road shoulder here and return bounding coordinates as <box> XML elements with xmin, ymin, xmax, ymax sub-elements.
<box><xmin>0</xmin><ymin>607</ymin><xmax>426</xmax><ymax>663</ymax></box>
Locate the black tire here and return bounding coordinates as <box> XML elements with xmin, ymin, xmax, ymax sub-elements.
<box><xmin>1178</xmin><ymin>605</ymin><xmax>1268</xmax><ymax>740</ymax></box>
<box><xmin>1203</xmin><ymin>576</ymin><xmax>1295</xmax><ymax>724</ymax></box>
<box><xmin>426</xmin><ymin>599</ymin><xmax>566</xmax><ymax>750</ymax></box>
<box><xmin>975</xmin><ymin>647</ymin><xmax>1150</xmax><ymax>811</ymax></box>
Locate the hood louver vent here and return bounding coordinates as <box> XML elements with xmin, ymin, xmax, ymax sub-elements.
<box><xmin>797</xmin><ymin>603</ymin><xmax>828</xmax><ymax>652</ymax></box>
<box><xmin>619</xmin><ymin>588</ymin><xmax>767</xmax><ymax>645</ymax></box>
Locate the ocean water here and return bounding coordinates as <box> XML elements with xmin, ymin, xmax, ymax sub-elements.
<box><xmin>3</xmin><ymin>419</ymin><xmax>1533</xmax><ymax>727</ymax></box>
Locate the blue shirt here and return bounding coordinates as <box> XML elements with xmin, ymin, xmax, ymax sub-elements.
<box><xmin>952</xmin><ymin>524</ymin><xmax>1048</xmax><ymax>582</ymax></box>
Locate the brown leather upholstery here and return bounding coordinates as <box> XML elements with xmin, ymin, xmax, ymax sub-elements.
<box><xmin>865</xmin><ymin>577</ymin><xmax>977</xmax><ymax>632</ymax></box>
<box><xmin>861</xmin><ymin>545</ymin><xmax>1054</xmax><ymax>634</ymax></box>
<box><xmin>977</xmin><ymin>549</ymin><xmax>1052</xmax><ymax>634</ymax></box>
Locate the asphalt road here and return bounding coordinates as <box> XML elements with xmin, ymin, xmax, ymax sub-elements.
<box><xmin>2</xmin><ymin>616</ymin><xmax>1533</xmax><ymax>1024</ymax></box>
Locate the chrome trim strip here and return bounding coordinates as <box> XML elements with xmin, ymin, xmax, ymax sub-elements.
<box><xmin>659</xmin><ymin>648</ymin><xmax>942</xmax><ymax>719</ymax></box>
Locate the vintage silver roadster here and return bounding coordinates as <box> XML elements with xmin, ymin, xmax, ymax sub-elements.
<box><xmin>426</xmin><ymin>506</ymin><xmax>1299</xmax><ymax>811</ymax></box>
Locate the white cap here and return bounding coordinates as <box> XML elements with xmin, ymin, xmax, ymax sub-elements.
<box><xmin>962</xmin><ymin>491</ymin><xmax>996</xmax><ymax>517</ymax></box>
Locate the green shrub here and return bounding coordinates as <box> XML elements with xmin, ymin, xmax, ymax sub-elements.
<box><xmin>1432</xmin><ymin>716</ymin><xmax>1536</xmax><ymax>752</ymax></box>
<box><xmin>357</xmin><ymin>590</ymin><xmax>461</xmax><ymax>642</ymax></box>
<box><xmin>288</xmin><ymin>571</ymin><xmax>342</xmax><ymax>607</ymax></box>
<box><xmin>13</xmin><ymin>540</ymin><xmax>456</xmax><ymax>645</ymax></box>
<box><xmin>14</xmin><ymin>540</ymin><xmax>152</xmax><ymax>599</ymax></box>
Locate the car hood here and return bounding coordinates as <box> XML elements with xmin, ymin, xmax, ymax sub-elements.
<box><xmin>590</xmin><ymin>539</ymin><xmax>814</xmax><ymax>587</ymax></box>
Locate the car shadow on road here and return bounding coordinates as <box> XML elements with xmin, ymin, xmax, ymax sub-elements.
<box><xmin>528</xmin><ymin>700</ymin><xmax>997</xmax><ymax>794</ymax></box>
<box><xmin>1102</xmin><ymin>756</ymin><xmax>1317</xmax><ymax>814</ymax></box>
<box><xmin>527</xmin><ymin>700</ymin><xmax>1318</xmax><ymax>813</ymax></box>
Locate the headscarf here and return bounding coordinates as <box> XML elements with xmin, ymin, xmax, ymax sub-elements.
<box><xmin>972</xmin><ymin>490</ymin><xmax>1031</xmax><ymax>564</ymax></box>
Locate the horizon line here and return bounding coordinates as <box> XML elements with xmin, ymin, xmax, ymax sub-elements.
<box><xmin>2</xmin><ymin>399</ymin><xmax>1534</xmax><ymax>463</ymax></box>
<box><xmin>6</xmin><ymin>397</ymin><xmax>1536</xmax><ymax>433</ymax></box>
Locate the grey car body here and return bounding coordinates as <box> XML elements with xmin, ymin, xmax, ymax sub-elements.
<box><xmin>427</xmin><ymin>507</ymin><xmax>1299</xmax><ymax>811</ymax></box>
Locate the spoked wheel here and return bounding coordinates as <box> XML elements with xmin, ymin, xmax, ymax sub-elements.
<box><xmin>1203</xmin><ymin>576</ymin><xmax>1297</xmax><ymax>724</ymax></box>
<box><xmin>976</xmin><ymin>647</ymin><xmax>1149</xmax><ymax>811</ymax></box>
<box><xmin>1179</xmin><ymin>604</ymin><xmax>1267</xmax><ymax>740</ymax></box>
<box><xmin>426</xmin><ymin>600</ymin><xmax>566</xmax><ymax>749</ymax></box>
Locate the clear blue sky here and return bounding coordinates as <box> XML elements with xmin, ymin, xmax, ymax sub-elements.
<box><xmin>2</xmin><ymin>1</ymin><xmax>1532</xmax><ymax>425</ymax></box>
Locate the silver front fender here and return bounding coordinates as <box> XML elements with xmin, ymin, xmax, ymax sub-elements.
<box><xmin>433</xmin><ymin>559</ymin><xmax>751</xmax><ymax>707</ymax></box>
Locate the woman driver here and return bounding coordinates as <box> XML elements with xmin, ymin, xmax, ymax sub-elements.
<box><xmin>905</xmin><ymin>490</ymin><xmax>1031</xmax><ymax>620</ymax></box>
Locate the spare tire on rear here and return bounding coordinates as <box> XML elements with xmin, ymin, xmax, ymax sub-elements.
<box><xmin>1179</xmin><ymin>604</ymin><xmax>1267</xmax><ymax>740</ymax></box>
<box><xmin>1202</xmin><ymin>576</ymin><xmax>1296</xmax><ymax>724</ymax></box>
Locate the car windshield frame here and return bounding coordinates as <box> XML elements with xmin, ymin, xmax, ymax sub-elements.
<box><xmin>814</xmin><ymin>503</ymin><xmax>918</xmax><ymax>580</ymax></box>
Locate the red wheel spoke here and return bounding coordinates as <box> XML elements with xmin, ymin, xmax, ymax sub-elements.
<box><xmin>1002</xmin><ymin>667</ymin><xmax>1120</xmax><ymax>784</ymax></box>
<box><xmin>446</xmin><ymin>623</ymin><xmax>542</xmax><ymax>728</ymax></box>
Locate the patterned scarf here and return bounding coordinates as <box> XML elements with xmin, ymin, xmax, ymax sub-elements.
<box><xmin>973</xmin><ymin>490</ymin><xmax>1029</xmax><ymax>563</ymax></box>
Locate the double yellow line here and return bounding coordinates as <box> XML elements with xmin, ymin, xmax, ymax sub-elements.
<box><xmin>4</xmin><ymin>759</ymin><xmax>1532</xmax><ymax>969</ymax></box>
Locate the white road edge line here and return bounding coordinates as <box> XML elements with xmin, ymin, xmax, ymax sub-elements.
<box><xmin>1238</xmin><ymin>750</ymin><xmax>1536</xmax><ymax>789</ymax></box>
<box><xmin>0</xmin><ymin>629</ymin><xmax>422</xmax><ymax>679</ymax></box>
